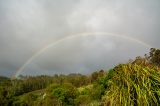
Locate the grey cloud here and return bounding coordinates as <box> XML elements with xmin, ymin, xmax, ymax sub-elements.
<box><xmin>0</xmin><ymin>0</ymin><xmax>159</xmax><ymax>76</ymax></box>
<box><xmin>21</xmin><ymin>35</ymin><xmax>149</xmax><ymax>76</ymax></box>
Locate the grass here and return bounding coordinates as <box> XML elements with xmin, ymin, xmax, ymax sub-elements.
<box><xmin>102</xmin><ymin>64</ymin><xmax>160</xmax><ymax>106</ymax></box>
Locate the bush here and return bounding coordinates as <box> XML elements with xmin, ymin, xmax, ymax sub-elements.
<box><xmin>51</xmin><ymin>83</ymin><xmax>78</xmax><ymax>105</ymax></box>
<box><xmin>102</xmin><ymin>64</ymin><xmax>160</xmax><ymax>106</ymax></box>
<box><xmin>75</xmin><ymin>95</ymin><xmax>91</xmax><ymax>105</ymax></box>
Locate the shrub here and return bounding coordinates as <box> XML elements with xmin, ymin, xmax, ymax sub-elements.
<box><xmin>102</xmin><ymin>64</ymin><xmax>160</xmax><ymax>106</ymax></box>
<box><xmin>51</xmin><ymin>83</ymin><xmax>77</xmax><ymax>105</ymax></box>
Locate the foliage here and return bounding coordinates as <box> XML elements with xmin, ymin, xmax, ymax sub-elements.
<box><xmin>75</xmin><ymin>95</ymin><xmax>92</xmax><ymax>105</ymax></box>
<box><xmin>0</xmin><ymin>48</ymin><xmax>160</xmax><ymax>106</ymax></box>
<box><xmin>51</xmin><ymin>83</ymin><xmax>78</xmax><ymax>106</ymax></box>
<box><xmin>102</xmin><ymin>64</ymin><xmax>160</xmax><ymax>106</ymax></box>
<box><xmin>148</xmin><ymin>48</ymin><xmax>160</xmax><ymax>66</ymax></box>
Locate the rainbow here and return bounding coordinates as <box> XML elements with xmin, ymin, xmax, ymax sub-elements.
<box><xmin>13</xmin><ymin>32</ymin><xmax>152</xmax><ymax>78</ymax></box>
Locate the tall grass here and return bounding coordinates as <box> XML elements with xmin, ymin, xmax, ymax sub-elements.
<box><xmin>102</xmin><ymin>64</ymin><xmax>160</xmax><ymax>106</ymax></box>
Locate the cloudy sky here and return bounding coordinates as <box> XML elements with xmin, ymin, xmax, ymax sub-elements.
<box><xmin>0</xmin><ymin>0</ymin><xmax>160</xmax><ymax>77</ymax></box>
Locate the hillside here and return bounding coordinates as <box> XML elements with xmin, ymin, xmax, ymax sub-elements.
<box><xmin>0</xmin><ymin>48</ymin><xmax>160</xmax><ymax>106</ymax></box>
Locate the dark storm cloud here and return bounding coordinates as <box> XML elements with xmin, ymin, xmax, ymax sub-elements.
<box><xmin>0</xmin><ymin>0</ymin><xmax>160</xmax><ymax>76</ymax></box>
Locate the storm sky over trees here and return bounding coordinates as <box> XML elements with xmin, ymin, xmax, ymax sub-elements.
<box><xmin>0</xmin><ymin>0</ymin><xmax>160</xmax><ymax>76</ymax></box>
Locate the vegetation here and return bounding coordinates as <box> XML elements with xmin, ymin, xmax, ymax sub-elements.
<box><xmin>0</xmin><ymin>48</ymin><xmax>160</xmax><ymax>106</ymax></box>
<box><xmin>102</xmin><ymin>64</ymin><xmax>160</xmax><ymax>105</ymax></box>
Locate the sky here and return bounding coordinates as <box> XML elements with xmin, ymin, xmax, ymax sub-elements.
<box><xmin>0</xmin><ymin>0</ymin><xmax>160</xmax><ymax>77</ymax></box>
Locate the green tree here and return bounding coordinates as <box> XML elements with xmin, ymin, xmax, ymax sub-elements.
<box><xmin>51</xmin><ymin>83</ymin><xmax>77</xmax><ymax>105</ymax></box>
<box><xmin>148</xmin><ymin>48</ymin><xmax>160</xmax><ymax>66</ymax></box>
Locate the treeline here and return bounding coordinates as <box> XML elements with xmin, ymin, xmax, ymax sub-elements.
<box><xmin>0</xmin><ymin>48</ymin><xmax>160</xmax><ymax>106</ymax></box>
<box><xmin>11</xmin><ymin>71</ymin><xmax>106</xmax><ymax>96</ymax></box>
<box><xmin>0</xmin><ymin>70</ymin><xmax>106</xmax><ymax>105</ymax></box>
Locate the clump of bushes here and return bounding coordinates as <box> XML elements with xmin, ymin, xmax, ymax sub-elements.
<box><xmin>102</xmin><ymin>64</ymin><xmax>160</xmax><ymax>106</ymax></box>
<box><xmin>48</xmin><ymin>83</ymin><xmax>78</xmax><ymax>106</ymax></box>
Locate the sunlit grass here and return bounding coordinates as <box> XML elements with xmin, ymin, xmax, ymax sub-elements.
<box><xmin>102</xmin><ymin>64</ymin><xmax>160</xmax><ymax>106</ymax></box>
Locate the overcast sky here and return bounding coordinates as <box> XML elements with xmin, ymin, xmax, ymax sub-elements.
<box><xmin>0</xmin><ymin>0</ymin><xmax>160</xmax><ymax>77</ymax></box>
